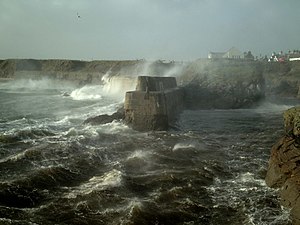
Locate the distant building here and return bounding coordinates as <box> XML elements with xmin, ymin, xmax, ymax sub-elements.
<box><xmin>288</xmin><ymin>52</ymin><xmax>300</xmax><ymax>61</ymax></box>
<box><xmin>289</xmin><ymin>57</ymin><xmax>300</xmax><ymax>61</ymax></box>
<box><xmin>267</xmin><ymin>50</ymin><xmax>300</xmax><ymax>62</ymax></box>
<box><xmin>208</xmin><ymin>47</ymin><xmax>244</xmax><ymax>59</ymax></box>
<box><xmin>243</xmin><ymin>51</ymin><xmax>255</xmax><ymax>60</ymax></box>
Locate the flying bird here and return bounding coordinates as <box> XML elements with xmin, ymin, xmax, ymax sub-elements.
<box><xmin>77</xmin><ymin>12</ymin><xmax>81</xmax><ymax>19</ymax></box>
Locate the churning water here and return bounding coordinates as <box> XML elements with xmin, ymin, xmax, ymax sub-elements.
<box><xmin>0</xmin><ymin>79</ymin><xmax>296</xmax><ymax>225</ymax></box>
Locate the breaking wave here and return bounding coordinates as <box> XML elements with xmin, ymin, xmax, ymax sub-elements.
<box><xmin>70</xmin><ymin>85</ymin><xmax>103</xmax><ymax>100</ymax></box>
<box><xmin>101</xmin><ymin>74</ymin><xmax>137</xmax><ymax>100</ymax></box>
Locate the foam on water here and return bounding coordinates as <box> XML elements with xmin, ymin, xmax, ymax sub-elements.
<box><xmin>173</xmin><ymin>142</ymin><xmax>196</xmax><ymax>151</ymax></box>
<box><xmin>120</xmin><ymin>198</ymin><xmax>144</xmax><ymax>224</ymax></box>
<box><xmin>84</xmin><ymin>120</ymin><xmax>133</xmax><ymax>135</ymax></box>
<box><xmin>0</xmin><ymin>82</ymin><xmax>295</xmax><ymax>224</ymax></box>
<box><xmin>0</xmin><ymin>151</ymin><xmax>26</xmax><ymax>163</ymax></box>
<box><xmin>70</xmin><ymin>85</ymin><xmax>103</xmax><ymax>100</ymax></box>
<box><xmin>63</xmin><ymin>127</ymin><xmax>78</xmax><ymax>137</ymax></box>
<box><xmin>52</xmin><ymin>116</ymin><xmax>73</xmax><ymax>126</ymax></box>
<box><xmin>66</xmin><ymin>169</ymin><xmax>123</xmax><ymax>198</ymax></box>
<box><xmin>236</xmin><ymin>172</ymin><xmax>265</xmax><ymax>186</ymax></box>
<box><xmin>127</xmin><ymin>150</ymin><xmax>149</xmax><ymax>160</ymax></box>
<box><xmin>206</xmin><ymin>171</ymin><xmax>291</xmax><ymax>225</ymax></box>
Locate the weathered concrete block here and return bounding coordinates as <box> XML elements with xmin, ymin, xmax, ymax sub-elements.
<box><xmin>124</xmin><ymin>76</ymin><xmax>184</xmax><ymax>131</ymax></box>
<box><xmin>136</xmin><ymin>76</ymin><xmax>177</xmax><ymax>92</ymax></box>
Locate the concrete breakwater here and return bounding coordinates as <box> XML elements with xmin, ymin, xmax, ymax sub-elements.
<box><xmin>265</xmin><ymin>107</ymin><xmax>300</xmax><ymax>224</ymax></box>
<box><xmin>124</xmin><ymin>76</ymin><xmax>184</xmax><ymax>131</ymax></box>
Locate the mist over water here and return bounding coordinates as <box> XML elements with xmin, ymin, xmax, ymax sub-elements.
<box><xmin>0</xmin><ymin>78</ymin><xmax>296</xmax><ymax>225</ymax></box>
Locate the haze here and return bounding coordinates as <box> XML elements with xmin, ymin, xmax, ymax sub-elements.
<box><xmin>0</xmin><ymin>0</ymin><xmax>299</xmax><ymax>61</ymax></box>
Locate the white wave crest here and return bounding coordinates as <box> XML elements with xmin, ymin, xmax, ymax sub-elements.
<box><xmin>65</xmin><ymin>169</ymin><xmax>123</xmax><ymax>198</ymax></box>
<box><xmin>90</xmin><ymin>169</ymin><xmax>123</xmax><ymax>188</ymax></box>
<box><xmin>127</xmin><ymin>150</ymin><xmax>149</xmax><ymax>160</ymax></box>
<box><xmin>173</xmin><ymin>142</ymin><xmax>198</xmax><ymax>151</ymax></box>
<box><xmin>84</xmin><ymin>120</ymin><xmax>132</xmax><ymax>135</ymax></box>
<box><xmin>101</xmin><ymin>75</ymin><xmax>137</xmax><ymax>100</ymax></box>
<box><xmin>70</xmin><ymin>85</ymin><xmax>103</xmax><ymax>100</ymax></box>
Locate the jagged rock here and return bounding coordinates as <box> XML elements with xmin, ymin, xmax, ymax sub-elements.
<box><xmin>83</xmin><ymin>107</ymin><xmax>125</xmax><ymax>125</ymax></box>
<box><xmin>284</xmin><ymin>106</ymin><xmax>300</xmax><ymax>141</ymax></box>
<box><xmin>263</xmin><ymin>61</ymin><xmax>300</xmax><ymax>98</ymax></box>
<box><xmin>265</xmin><ymin>106</ymin><xmax>300</xmax><ymax>224</ymax></box>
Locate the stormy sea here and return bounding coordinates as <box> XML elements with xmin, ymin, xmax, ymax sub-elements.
<box><xmin>0</xmin><ymin>78</ymin><xmax>297</xmax><ymax>225</ymax></box>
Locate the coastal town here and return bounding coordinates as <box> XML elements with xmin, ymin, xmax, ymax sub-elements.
<box><xmin>208</xmin><ymin>47</ymin><xmax>300</xmax><ymax>62</ymax></box>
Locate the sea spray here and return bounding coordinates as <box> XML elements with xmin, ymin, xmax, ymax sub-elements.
<box><xmin>101</xmin><ymin>75</ymin><xmax>137</xmax><ymax>100</ymax></box>
<box><xmin>70</xmin><ymin>85</ymin><xmax>103</xmax><ymax>100</ymax></box>
<box><xmin>0</xmin><ymin>78</ymin><xmax>75</xmax><ymax>91</ymax></box>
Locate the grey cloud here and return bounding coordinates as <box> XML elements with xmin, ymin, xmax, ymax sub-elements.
<box><xmin>0</xmin><ymin>0</ymin><xmax>299</xmax><ymax>60</ymax></box>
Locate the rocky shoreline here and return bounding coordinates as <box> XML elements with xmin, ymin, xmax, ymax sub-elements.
<box><xmin>265</xmin><ymin>107</ymin><xmax>300</xmax><ymax>224</ymax></box>
<box><xmin>1</xmin><ymin>58</ymin><xmax>300</xmax><ymax>104</ymax></box>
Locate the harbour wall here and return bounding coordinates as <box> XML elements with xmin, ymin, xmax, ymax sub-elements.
<box><xmin>124</xmin><ymin>76</ymin><xmax>184</xmax><ymax>131</ymax></box>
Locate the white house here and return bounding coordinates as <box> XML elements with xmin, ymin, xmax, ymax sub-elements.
<box><xmin>208</xmin><ymin>47</ymin><xmax>244</xmax><ymax>59</ymax></box>
<box><xmin>289</xmin><ymin>57</ymin><xmax>300</xmax><ymax>61</ymax></box>
<box><xmin>288</xmin><ymin>53</ymin><xmax>300</xmax><ymax>61</ymax></box>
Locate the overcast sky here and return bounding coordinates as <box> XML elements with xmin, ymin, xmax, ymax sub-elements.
<box><xmin>0</xmin><ymin>0</ymin><xmax>299</xmax><ymax>60</ymax></box>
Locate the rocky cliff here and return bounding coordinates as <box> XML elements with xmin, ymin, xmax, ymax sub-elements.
<box><xmin>263</xmin><ymin>61</ymin><xmax>300</xmax><ymax>98</ymax></box>
<box><xmin>0</xmin><ymin>59</ymin><xmax>180</xmax><ymax>85</ymax></box>
<box><xmin>177</xmin><ymin>59</ymin><xmax>265</xmax><ymax>109</ymax></box>
<box><xmin>265</xmin><ymin>107</ymin><xmax>300</xmax><ymax>224</ymax></box>
<box><xmin>1</xmin><ymin>58</ymin><xmax>300</xmax><ymax>109</ymax></box>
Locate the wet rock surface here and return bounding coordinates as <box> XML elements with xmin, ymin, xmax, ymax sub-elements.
<box><xmin>266</xmin><ymin>106</ymin><xmax>300</xmax><ymax>224</ymax></box>
<box><xmin>84</xmin><ymin>107</ymin><xmax>125</xmax><ymax>125</ymax></box>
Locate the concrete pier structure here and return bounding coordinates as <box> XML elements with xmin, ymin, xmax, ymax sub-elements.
<box><xmin>124</xmin><ymin>76</ymin><xmax>184</xmax><ymax>131</ymax></box>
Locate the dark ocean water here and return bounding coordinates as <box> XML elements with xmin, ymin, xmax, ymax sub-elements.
<box><xmin>0</xmin><ymin>79</ymin><xmax>296</xmax><ymax>225</ymax></box>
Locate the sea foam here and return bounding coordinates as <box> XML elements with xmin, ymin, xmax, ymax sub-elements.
<box><xmin>70</xmin><ymin>85</ymin><xmax>103</xmax><ymax>100</ymax></box>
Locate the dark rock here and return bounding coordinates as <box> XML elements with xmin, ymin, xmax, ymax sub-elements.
<box><xmin>265</xmin><ymin>106</ymin><xmax>300</xmax><ymax>224</ymax></box>
<box><xmin>263</xmin><ymin>61</ymin><xmax>300</xmax><ymax>98</ymax></box>
<box><xmin>83</xmin><ymin>107</ymin><xmax>125</xmax><ymax>125</ymax></box>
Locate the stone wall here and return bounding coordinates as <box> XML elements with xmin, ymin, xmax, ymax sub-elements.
<box><xmin>265</xmin><ymin>106</ymin><xmax>300</xmax><ymax>224</ymax></box>
<box><xmin>124</xmin><ymin>76</ymin><xmax>184</xmax><ymax>131</ymax></box>
<box><xmin>136</xmin><ymin>76</ymin><xmax>177</xmax><ymax>91</ymax></box>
